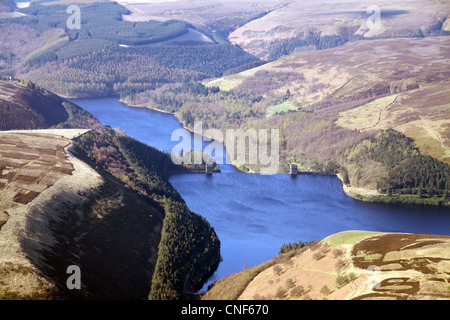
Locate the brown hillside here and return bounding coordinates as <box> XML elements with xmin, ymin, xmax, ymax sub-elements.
<box><xmin>227</xmin><ymin>0</ymin><xmax>450</xmax><ymax>59</ymax></box>
<box><xmin>0</xmin><ymin>80</ymin><xmax>69</xmax><ymax>130</ymax></box>
<box><xmin>0</xmin><ymin>131</ymin><xmax>164</xmax><ymax>299</ymax></box>
<box><xmin>0</xmin><ymin>79</ymin><xmax>101</xmax><ymax>131</ymax></box>
<box><xmin>202</xmin><ymin>231</ymin><xmax>450</xmax><ymax>300</ymax></box>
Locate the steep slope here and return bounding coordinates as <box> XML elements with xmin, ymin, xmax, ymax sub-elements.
<box><xmin>75</xmin><ymin>130</ymin><xmax>221</xmax><ymax>300</ymax></box>
<box><xmin>0</xmin><ymin>79</ymin><xmax>100</xmax><ymax>130</ymax></box>
<box><xmin>202</xmin><ymin>231</ymin><xmax>450</xmax><ymax>300</ymax></box>
<box><xmin>0</xmin><ymin>131</ymin><xmax>165</xmax><ymax>299</ymax></box>
<box><xmin>0</xmin><ymin>80</ymin><xmax>68</xmax><ymax>130</ymax></box>
<box><xmin>0</xmin><ymin>83</ymin><xmax>221</xmax><ymax>299</ymax></box>
<box><xmin>0</xmin><ymin>130</ymin><xmax>221</xmax><ymax>300</ymax></box>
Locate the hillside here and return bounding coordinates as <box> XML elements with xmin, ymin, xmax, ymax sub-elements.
<box><xmin>202</xmin><ymin>230</ymin><xmax>450</xmax><ymax>300</ymax></box>
<box><xmin>0</xmin><ymin>130</ymin><xmax>168</xmax><ymax>299</ymax></box>
<box><xmin>339</xmin><ymin>129</ymin><xmax>450</xmax><ymax>205</ymax></box>
<box><xmin>114</xmin><ymin>0</ymin><xmax>281</xmax><ymax>34</ymax></box>
<box><xmin>0</xmin><ymin>80</ymin><xmax>68</xmax><ymax>130</ymax></box>
<box><xmin>0</xmin><ymin>79</ymin><xmax>101</xmax><ymax>130</ymax></box>
<box><xmin>235</xmin><ymin>37</ymin><xmax>448</xmax><ymax>157</ymax></box>
<box><xmin>120</xmin><ymin>35</ymin><xmax>450</xmax><ymax>204</ymax></box>
<box><xmin>2</xmin><ymin>0</ymin><xmax>449</xmax><ymax>302</ymax></box>
<box><xmin>0</xmin><ymin>83</ymin><xmax>220</xmax><ymax>299</ymax></box>
<box><xmin>0</xmin><ymin>1</ymin><xmax>261</xmax><ymax>98</ymax></box>
<box><xmin>0</xmin><ymin>0</ymin><xmax>15</xmax><ymax>12</ymax></box>
<box><xmin>227</xmin><ymin>0</ymin><xmax>450</xmax><ymax>60</ymax></box>
<box><xmin>128</xmin><ymin>37</ymin><xmax>450</xmax><ymax>174</ymax></box>
<box><xmin>115</xmin><ymin>0</ymin><xmax>450</xmax><ymax>56</ymax></box>
<box><xmin>205</xmin><ymin>36</ymin><xmax>450</xmax><ymax>203</ymax></box>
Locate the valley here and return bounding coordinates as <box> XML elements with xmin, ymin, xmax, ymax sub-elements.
<box><xmin>116</xmin><ymin>0</ymin><xmax>450</xmax><ymax>60</ymax></box>
<box><xmin>75</xmin><ymin>96</ymin><xmax>450</xmax><ymax>296</ymax></box>
<box><xmin>0</xmin><ymin>0</ymin><xmax>449</xmax><ymax>302</ymax></box>
<box><xmin>0</xmin><ymin>80</ymin><xmax>220</xmax><ymax>299</ymax></box>
<box><xmin>123</xmin><ymin>36</ymin><xmax>450</xmax><ymax>204</ymax></box>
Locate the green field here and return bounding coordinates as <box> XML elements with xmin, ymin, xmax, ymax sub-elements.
<box><xmin>336</xmin><ymin>94</ymin><xmax>399</xmax><ymax>130</ymax></box>
<box><xmin>266</xmin><ymin>100</ymin><xmax>297</xmax><ymax>118</ymax></box>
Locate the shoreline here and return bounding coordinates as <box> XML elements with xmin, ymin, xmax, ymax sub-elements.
<box><xmin>336</xmin><ymin>173</ymin><xmax>450</xmax><ymax>207</ymax></box>
<box><xmin>116</xmin><ymin>101</ymin><xmax>326</xmax><ymax>175</ymax></box>
<box><xmin>78</xmin><ymin>96</ymin><xmax>449</xmax><ymax>207</ymax></box>
<box><xmin>119</xmin><ymin>98</ymin><xmax>177</xmax><ymax>115</ymax></box>
<box><xmin>118</xmin><ymin>99</ymin><xmax>254</xmax><ymax>173</ymax></box>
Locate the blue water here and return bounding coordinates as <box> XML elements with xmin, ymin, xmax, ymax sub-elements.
<box><xmin>73</xmin><ymin>97</ymin><xmax>450</xmax><ymax>286</ymax></box>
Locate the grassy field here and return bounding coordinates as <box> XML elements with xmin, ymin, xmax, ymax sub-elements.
<box><xmin>405</xmin><ymin>125</ymin><xmax>450</xmax><ymax>164</ymax></box>
<box><xmin>321</xmin><ymin>231</ymin><xmax>385</xmax><ymax>248</ymax></box>
<box><xmin>266</xmin><ymin>100</ymin><xmax>297</xmax><ymax>117</ymax></box>
<box><xmin>336</xmin><ymin>94</ymin><xmax>399</xmax><ymax>130</ymax></box>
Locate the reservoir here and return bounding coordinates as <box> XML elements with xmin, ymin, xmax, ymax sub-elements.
<box><xmin>73</xmin><ymin>97</ymin><xmax>450</xmax><ymax>286</ymax></box>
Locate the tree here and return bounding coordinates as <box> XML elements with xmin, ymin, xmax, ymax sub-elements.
<box><xmin>273</xmin><ymin>265</ymin><xmax>282</xmax><ymax>276</ymax></box>
<box><xmin>320</xmin><ymin>285</ymin><xmax>330</xmax><ymax>296</ymax></box>
<box><xmin>283</xmin><ymin>89</ymin><xmax>291</xmax><ymax>100</ymax></box>
<box><xmin>290</xmin><ymin>285</ymin><xmax>305</xmax><ymax>297</ymax></box>
<box><xmin>285</xmin><ymin>278</ymin><xmax>295</xmax><ymax>289</ymax></box>
<box><xmin>182</xmin><ymin>110</ymin><xmax>194</xmax><ymax>127</ymax></box>
<box><xmin>341</xmin><ymin>166</ymin><xmax>350</xmax><ymax>185</ymax></box>
<box><xmin>417</xmin><ymin>188</ymin><xmax>423</xmax><ymax>198</ymax></box>
<box><xmin>274</xmin><ymin>286</ymin><xmax>286</xmax><ymax>299</ymax></box>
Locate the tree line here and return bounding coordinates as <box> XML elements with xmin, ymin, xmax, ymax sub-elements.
<box><xmin>278</xmin><ymin>241</ymin><xmax>315</xmax><ymax>255</ymax></box>
<box><xmin>75</xmin><ymin>129</ymin><xmax>221</xmax><ymax>299</ymax></box>
<box><xmin>342</xmin><ymin>129</ymin><xmax>450</xmax><ymax>199</ymax></box>
<box><xmin>13</xmin><ymin>2</ymin><xmax>189</xmax><ymax>44</ymax></box>
<box><xmin>149</xmin><ymin>199</ymin><xmax>220</xmax><ymax>300</ymax></box>
<box><xmin>8</xmin><ymin>1</ymin><xmax>259</xmax><ymax>98</ymax></box>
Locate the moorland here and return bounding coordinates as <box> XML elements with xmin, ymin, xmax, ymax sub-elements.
<box><xmin>0</xmin><ymin>0</ymin><xmax>449</xmax><ymax>300</ymax></box>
